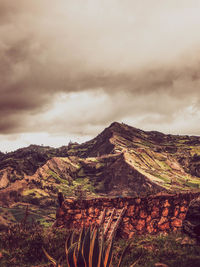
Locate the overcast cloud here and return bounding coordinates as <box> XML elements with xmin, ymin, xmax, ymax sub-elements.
<box><xmin>1</xmin><ymin>0</ymin><xmax>200</xmax><ymax>151</ymax></box>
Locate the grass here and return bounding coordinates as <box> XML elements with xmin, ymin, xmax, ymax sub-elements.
<box><xmin>0</xmin><ymin>222</ymin><xmax>200</xmax><ymax>267</ymax></box>
<box><xmin>0</xmin><ymin>223</ymin><xmax>70</xmax><ymax>267</ymax></box>
<box><xmin>0</xmin><ymin>204</ymin><xmax>56</xmax><ymax>227</ymax></box>
<box><xmin>22</xmin><ymin>188</ymin><xmax>49</xmax><ymax>198</ymax></box>
<box><xmin>113</xmin><ymin>232</ymin><xmax>200</xmax><ymax>267</ymax></box>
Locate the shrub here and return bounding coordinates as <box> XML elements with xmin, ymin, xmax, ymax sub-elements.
<box><xmin>43</xmin><ymin>226</ymin><xmax>128</xmax><ymax>267</ymax></box>
<box><xmin>0</xmin><ymin>221</ymin><xmax>69</xmax><ymax>266</ymax></box>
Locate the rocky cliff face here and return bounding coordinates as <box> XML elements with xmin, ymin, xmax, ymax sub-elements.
<box><xmin>0</xmin><ymin>122</ymin><xmax>200</xmax><ymax>209</ymax></box>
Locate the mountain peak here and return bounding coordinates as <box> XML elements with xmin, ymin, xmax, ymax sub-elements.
<box><xmin>109</xmin><ymin>121</ymin><xmax>123</xmax><ymax>128</ymax></box>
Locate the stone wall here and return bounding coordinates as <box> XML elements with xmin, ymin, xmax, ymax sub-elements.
<box><xmin>56</xmin><ymin>192</ymin><xmax>200</xmax><ymax>238</ymax></box>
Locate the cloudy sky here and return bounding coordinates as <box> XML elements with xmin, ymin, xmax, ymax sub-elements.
<box><xmin>1</xmin><ymin>0</ymin><xmax>200</xmax><ymax>152</ymax></box>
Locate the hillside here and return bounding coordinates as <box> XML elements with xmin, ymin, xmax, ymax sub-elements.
<box><xmin>0</xmin><ymin>122</ymin><xmax>200</xmax><ymax>225</ymax></box>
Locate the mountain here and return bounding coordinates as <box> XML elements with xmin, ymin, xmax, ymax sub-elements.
<box><xmin>0</xmin><ymin>122</ymin><xmax>200</xmax><ymax>225</ymax></box>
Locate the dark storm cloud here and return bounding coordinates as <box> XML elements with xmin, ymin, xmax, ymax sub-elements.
<box><xmin>1</xmin><ymin>0</ymin><xmax>200</xmax><ymax>135</ymax></box>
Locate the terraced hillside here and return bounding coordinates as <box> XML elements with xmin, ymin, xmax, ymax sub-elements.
<box><xmin>0</xmin><ymin>122</ymin><xmax>200</xmax><ymax>225</ymax></box>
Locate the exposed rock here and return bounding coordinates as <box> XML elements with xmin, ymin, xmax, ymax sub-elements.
<box><xmin>0</xmin><ymin>121</ymin><xmax>200</xmax><ymax>219</ymax></box>
<box><xmin>183</xmin><ymin>196</ymin><xmax>200</xmax><ymax>240</ymax></box>
<box><xmin>171</xmin><ymin>218</ymin><xmax>182</xmax><ymax>227</ymax></box>
<box><xmin>162</xmin><ymin>208</ymin><xmax>169</xmax><ymax>217</ymax></box>
<box><xmin>0</xmin><ymin>169</ymin><xmax>9</xmax><ymax>189</ymax></box>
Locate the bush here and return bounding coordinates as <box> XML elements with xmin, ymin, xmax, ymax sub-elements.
<box><xmin>0</xmin><ymin>222</ymin><xmax>70</xmax><ymax>266</ymax></box>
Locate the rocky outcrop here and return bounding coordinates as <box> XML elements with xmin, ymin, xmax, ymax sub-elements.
<box><xmin>183</xmin><ymin>196</ymin><xmax>200</xmax><ymax>240</ymax></box>
<box><xmin>0</xmin><ymin>145</ymin><xmax>69</xmax><ymax>184</ymax></box>
<box><xmin>1</xmin><ymin>122</ymin><xmax>200</xmax><ymax>210</ymax></box>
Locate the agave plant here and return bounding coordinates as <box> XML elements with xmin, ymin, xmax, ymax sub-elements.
<box><xmin>43</xmin><ymin>226</ymin><xmax>128</xmax><ymax>267</ymax></box>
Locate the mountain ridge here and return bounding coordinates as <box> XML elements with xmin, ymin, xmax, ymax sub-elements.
<box><xmin>0</xmin><ymin>122</ymin><xmax>200</xmax><ymax>206</ymax></box>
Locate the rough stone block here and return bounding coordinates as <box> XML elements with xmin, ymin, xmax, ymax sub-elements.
<box><xmin>178</xmin><ymin>213</ymin><xmax>186</xmax><ymax>220</ymax></box>
<box><xmin>158</xmin><ymin>216</ymin><xmax>168</xmax><ymax>225</ymax></box>
<box><xmin>136</xmin><ymin>219</ymin><xmax>145</xmax><ymax>231</ymax></box>
<box><xmin>151</xmin><ymin>207</ymin><xmax>160</xmax><ymax>218</ymax></box>
<box><xmin>163</xmin><ymin>199</ymin><xmax>170</xmax><ymax>207</ymax></box>
<box><xmin>180</xmin><ymin>206</ymin><xmax>187</xmax><ymax>212</ymax></box>
<box><xmin>158</xmin><ymin>222</ymin><xmax>170</xmax><ymax>231</ymax></box>
<box><xmin>146</xmin><ymin>215</ymin><xmax>152</xmax><ymax>223</ymax></box>
<box><xmin>140</xmin><ymin>210</ymin><xmax>147</xmax><ymax>218</ymax></box>
<box><xmin>171</xmin><ymin>218</ymin><xmax>182</xmax><ymax>227</ymax></box>
<box><xmin>147</xmin><ymin>224</ymin><xmax>154</xmax><ymax>233</ymax></box>
<box><xmin>135</xmin><ymin>198</ymin><xmax>141</xmax><ymax>204</ymax></box>
<box><xmin>127</xmin><ymin>205</ymin><xmax>134</xmax><ymax>216</ymax></box>
<box><xmin>162</xmin><ymin>208</ymin><xmax>169</xmax><ymax>217</ymax></box>
<box><xmin>74</xmin><ymin>213</ymin><xmax>82</xmax><ymax>220</ymax></box>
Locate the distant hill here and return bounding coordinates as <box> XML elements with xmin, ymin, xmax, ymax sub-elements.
<box><xmin>0</xmin><ymin>122</ymin><xmax>200</xmax><ymax>218</ymax></box>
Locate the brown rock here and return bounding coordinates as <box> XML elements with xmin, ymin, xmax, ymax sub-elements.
<box><xmin>74</xmin><ymin>213</ymin><xmax>82</xmax><ymax>220</ymax></box>
<box><xmin>65</xmin><ymin>198</ymin><xmax>74</xmax><ymax>203</ymax></box>
<box><xmin>147</xmin><ymin>224</ymin><xmax>154</xmax><ymax>233</ymax></box>
<box><xmin>74</xmin><ymin>209</ymin><xmax>81</xmax><ymax>213</ymax></box>
<box><xmin>135</xmin><ymin>198</ymin><xmax>141</xmax><ymax>204</ymax></box>
<box><xmin>140</xmin><ymin>210</ymin><xmax>147</xmax><ymax>218</ymax></box>
<box><xmin>125</xmin><ymin>201</ymin><xmax>129</xmax><ymax>207</ymax></box>
<box><xmin>88</xmin><ymin>207</ymin><xmax>94</xmax><ymax>214</ymax></box>
<box><xmin>158</xmin><ymin>222</ymin><xmax>170</xmax><ymax>231</ymax></box>
<box><xmin>119</xmin><ymin>201</ymin><xmax>124</xmax><ymax>208</ymax></box>
<box><xmin>124</xmin><ymin>224</ymin><xmax>132</xmax><ymax>234</ymax></box>
<box><xmin>174</xmin><ymin>208</ymin><xmax>179</xmax><ymax>217</ymax></box>
<box><xmin>182</xmin><ymin>200</ymin><xmax>188</xmax><ymax>205</ymax></box>
<box><xmin>127</xmin><ymin>224</ymin><xmax>134</xmax><ymax>231</ymax></box>
<box><xmin>136</xmin><ymin>219</ymin><xmax>145</xmax><ymax>231</ymax></box>
<box><xmin>96</xmin><ymin>219</ymin><xmax>100</xmax><ymax>225</ymax></box>
<box><xmin>146</xmin><ymin>215</ymin><xmax>151</xmax><ymax>223</ymax></box>
<box><xmin>123</xmin><ymin>217</ymin><xmax>129</xmax><ymax>223</ymax></box>
<box><xmin>135</xmin><ymin>206</ymin><xmax>139</xmax><ymax>213</ymax></box>
<box><xmin>175</xmin><ymin>205</ymin><xmax>180</xmax><ymax>211</ymax></box>
<box><xmin>128</xmin><ymin>231</ymin><xmax>135</xmax><ymax>238</ymax></box>
<box><xmin>178</xmin><ymin>213</ymin><xmax>186</xmax><ymax>220</ymax></box>
<box><xmin>127</xmin><ymin>205</ymin><xmax>134</xmax><ymax>216</ymax></box>
<box><xmin>67</xmin><ymin>209</ymin><xmax>75</xmax><ymax>214</ymax></box>
<box><xmin>162</xmin><ymin>208</ymin><xmax>169</xmax><ymax>217</ymax></box>
<box><xmin>163</xmin><ymin>200</ymin><xmax>170</xmax><ymax>207</ymax></box>
<box><xmin>151</xmin><ymin>207</ymin><xmax>160</xmax><ymax>218</ymax></box>
<box><xmin>94</xmin><ymin>208</ymin><xmax>100</xmax><ymax>215</ymax></box>
<box><xmin>180</xmin><ymin>206</ymin><xmax>187</xmax><ymax>212</ymax></box>
<box><xmin>158</xmin><ymin>217</ymin><xmax>168</xmax><ymax>225</ymax></box>
<box><xmin>171</xmin><ymin>218</ymin><xmax>182</xmax><ymax>227</ymax></box>
<box><xmin>131</xmin><ymin>219</ymin><xmax>138</xmax><ymax>225</ymax></box>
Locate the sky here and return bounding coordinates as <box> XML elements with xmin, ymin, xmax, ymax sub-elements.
<box><xmin>1</xmin><ymin>0</ymin><xmax>200</xmax><ymax>152</ymax></box>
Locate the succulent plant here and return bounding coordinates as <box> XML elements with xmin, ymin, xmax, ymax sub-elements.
<box><xmin>43</xmin><ymin>226</ymin><xmax>128</xmax><ymax>267</ymax></box>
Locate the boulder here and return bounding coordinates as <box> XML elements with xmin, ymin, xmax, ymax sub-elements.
<box><xmin>183</xmin><ymin>197</ymin><xmax>200</xmax><ymax>240</ymax></box>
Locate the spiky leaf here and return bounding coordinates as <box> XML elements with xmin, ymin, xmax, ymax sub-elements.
<box><xmin>76</xmin><ymin>227</ymin><xmax>86</xmax><ymax>266</ymax></box>
<box><xmin>82</xmin><ymin>227</ymin><xmax>91</xmax><ymax>267</ymax></box>
<box><xmin>104</xmin><ymin>238</ymin><xmax>114</xmax><ymax>267</ymax></box>
<box><xmin>117</xmin><ymin>242</ymin><xmax>131</xmax><ymax>267</ymax></box>
<box><xmin>97</xmin><ymin>227</ymin><xmax>105</xmax><ymax>267</ymax></box>
<box><xmin>42</xmin><ymin>247</ymin><xmax>57</xmax><ymax>266</ymax></box>
<box><xmin>66</xmin><ymin>243</ymin><xmax>77</xmax><ymax>267</ymax></box>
